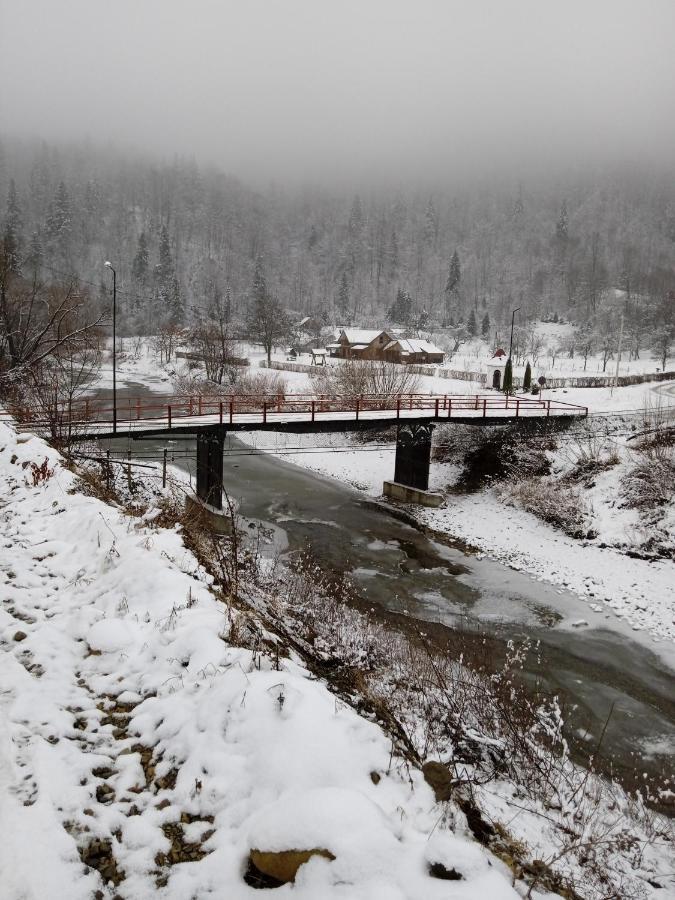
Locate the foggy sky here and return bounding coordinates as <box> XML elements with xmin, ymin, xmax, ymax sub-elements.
<box><xmin>1</xmin><ymin>0</ymin><xmax>674</xmax><ymax>184</ymax></box>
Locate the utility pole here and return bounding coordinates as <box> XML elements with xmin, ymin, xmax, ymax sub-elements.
<box><xmin>611</xmin><ymin>314</ymin><xmax>624</xmax><ymax>397</ymax></box>
<box><xmin>104</xmin><ymin>261</ymin><xmax>117</xmax><ymax>434</ymax></box>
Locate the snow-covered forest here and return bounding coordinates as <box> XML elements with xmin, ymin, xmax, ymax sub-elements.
<box><xmin>1</xmin><ymin>136</ymin><xmax>674</xmax><ymax>349</ymax></box>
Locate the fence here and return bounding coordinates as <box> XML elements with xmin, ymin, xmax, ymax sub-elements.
<box><xmin>260</xmin><ymin>359</ymin><xmax>675</xmax><ymax>390</ymax></box>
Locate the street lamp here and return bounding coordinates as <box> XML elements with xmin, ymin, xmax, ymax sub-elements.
<box><xmin>508</xmin><ymin>306</ymin><xmax>521</xmax><ymax>361</ymax></box>
<box><xmin>104</xmin><ymin>261</ymin><xmax>117</xmax><ymax>434</ymax></box>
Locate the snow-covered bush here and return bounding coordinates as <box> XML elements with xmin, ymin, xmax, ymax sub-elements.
<box><xmin>622</xmin><ymin>453</ymin><xmax>675</xmax><ymax>511</ymax></box>
<box><xmin>501</xmin><ymin>477</ymin><xmax>594</xmax><ymax>538</ymax></box>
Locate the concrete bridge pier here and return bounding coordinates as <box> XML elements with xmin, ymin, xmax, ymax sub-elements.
<box><xmin>196</xmin><ymin>430</ymin><xmax>225</xmax><ymax>509</ymax></box>
<box><xmin>383</xmin><ymin>422</ymin><xmax>443</xmax><ymax>507</ymax></box>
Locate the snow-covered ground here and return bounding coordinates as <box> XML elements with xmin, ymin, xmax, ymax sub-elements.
<box><xmin>0</xmin><ymin>416</ymin><xmax>532</xmax><ymax>899</ymax></box>
<box><xmin>85</xmin><ymin>339</ymin><xmax>179</xmax><ymax>395</ymax></box>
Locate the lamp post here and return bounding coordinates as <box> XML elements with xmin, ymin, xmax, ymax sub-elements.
<box><xmin>508</xmin><ymin>306</ymin><xmax>521</xmax><ymax>361</ymax></box>
<box><xmin>503</xmin><ymin>306</ymin><xmax>520</xmax><ymax>396</ymax></box>
<box><xmin>104</xmin><ymin>261</ymin><xmax>117</xmax><ymax>434</ymax></box>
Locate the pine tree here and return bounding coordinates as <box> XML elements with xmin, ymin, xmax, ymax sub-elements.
<box><xmin>468</xmin><ymin>309</ymin><xmax>477</xmax><ymax>336</ymax></box>
<box><xmin>523</xmin><ymin>361</ymin><xmax>532</xmax><ymax>390</ymax></box>
<box><xmin>423</xmin><ymin>197</ymin><xmax>437</xmax><ymax>244</ymax></box>
<box><xmin>46</xmin><ymin>181</ymin><xmax>71</xmax><ymax>240</ymax></box>
<box><xmin>3</xmin><ymin>179</ymin><xmax>23</xmax><ymax>274</ymax></box>
<box><xmin>157</xmin><ymin>226</ymin><xmax>173</xmax><ymax>286</ymax></box>
<box><xmin>169</xmin><ymin>276</ymin><xmax>183</xmax><ymax>324</ymax></box>
<box><xmin>252</xmin><ymin>255</ymin><xmax>267</xmax><ymax>303</ymax></box>
<box><xmin>503</xmin><ymin>357</ymin><xmax>513</xmax><ymax>395</ymax></box>
<box><xmin>337</xmin><ymin>271</ymin><xmax>350</xmax><ymax>319</ymax></box>
<box><xmin>24</xmin><ymin>231</ymin><xmax>43</xmax><ymax>276</ymax></box>
<box><xmin>481</xmin><ymin>312</ymin><xmax>490</xmax><ymax>336</ymax></box>
<box><xmin>388</xmin><ymin>288</ymin><xmax>413</xmax><ymax>325</ymax></box>
<box><xmin>132</xmin><ymin>232</ymin><xmax>150</xmax><ymax>285</ymax></box>
<box><xmin>388</xmin><ymin>229</ymin><xmax>399</xmax><ymax>275</ymax></box>
<box><xmin>155</xmin><ymin>225</ymin><xmax>178</xmax><ymax>321</ymax></box>
<box><xmin>555</xmin><ymin>200</ymin><xmax>569</xmax><ymax>241</ymax></box>
<box><xmin>444</xmin><ymin>250</ymin><xmax>461</xmax><ymax>323</ymax></box>
<box><xmin>512</xmin><ymin>185</ymin><xmax>524</xmax><ymax>221</ymax></box>
<box><xmin>445</xmin><ymin>250</ymin><xmax>461</xmax><ymax>295</ymax></box>
<box><xmin>348</xmin><ymin>195</ymin><xmax>364</xmax><ymax>240</ymax></box>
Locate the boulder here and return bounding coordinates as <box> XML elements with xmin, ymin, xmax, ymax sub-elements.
<box><xmin>422</xmin><ymin>760</ymin><xmax>454</xmax><ymax>802</ymax></box>
<box><xmin>249</xmin><ymin>848</ymin><xmax>335</xmax><ymax>884</ymax></box>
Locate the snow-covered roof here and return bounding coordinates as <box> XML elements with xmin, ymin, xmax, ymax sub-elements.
<box><xmin>388</xmin><ymin>338</ymin><xmax>444</xmax><ymax>355</ymax></box>
<box><xmin>340</xmin><ymin>329</ymin><xmax>387</xmax><ymax>345</ymax></box>
<box><xmin>311</xmin><ymin>348</ymin><xmax>326</xmax><ymax>355</ymax></box>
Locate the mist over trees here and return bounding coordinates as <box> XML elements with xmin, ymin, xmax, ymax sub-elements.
<box><xmin>0</xmin><ymin>136</ymin><xmax>673</xmax><ymax>359</ymax></box>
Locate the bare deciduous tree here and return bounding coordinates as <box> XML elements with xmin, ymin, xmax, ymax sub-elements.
<box><xmin>246</xmin><ymin>294</ymin><xmax>291</xmax><ymax>364</ymax></box>
<box><xmin>0</xmin><ymin>247</ymin><xmax>105</xmax><ymax>384</ymax></box>
<box><xmin>152</xmin><ymin>323</ymin><xmax>184</xmax><ymax>364</ymax></box>
<box><xmin>190</xmin><ymin>322</ymin><xmax>238</xmax><ymax>385</ymax></box>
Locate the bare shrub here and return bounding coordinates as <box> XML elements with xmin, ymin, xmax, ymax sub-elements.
<box><xmin>232</xmin><ymin>369</ymin><xmax>287</xmax><ymax>399</ymax></box>
<box><xmin>632</xmin><ymin>396</ymin><xmax>675</xmax><ymax>460</ymax></box>
<box><xmin>564</xmin><ymin>421</ymin><xmax>620</xmax><ymax>483</ymax></box>
<box><xmin>501</xmin><ymin>477</ymin><xmax>594</xmax><ymax>538</ymax></box>
<box><xmin>313</xmin><ymin>359</ymin><xmax>420</xmax><ymax>400</ymax></box>
<box><xmin>172</xmin><ymin>368</ymin><xmax>287</xmax><ymax>403</ymax></box>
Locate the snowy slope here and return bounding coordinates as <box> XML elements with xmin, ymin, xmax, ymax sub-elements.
<box><xmin>0</xmin><ymin>419</ymin><xmax>525</xmax><ymax>899</ymax></box>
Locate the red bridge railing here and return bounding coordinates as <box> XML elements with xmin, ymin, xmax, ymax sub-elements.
<box><xmin>14</xmin><ymin>392</ymin><xmax>588</xmax><ymax>430</ymax></box>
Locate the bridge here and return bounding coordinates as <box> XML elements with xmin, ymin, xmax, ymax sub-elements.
<box><xmin>18</xmin><ymin>392</ymin><xmax>587</xmax><ymax>508</ymax></box>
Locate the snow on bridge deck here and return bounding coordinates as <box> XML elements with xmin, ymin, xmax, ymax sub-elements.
<box><xmin>16</xmin><ymin>393</ymin><xmax>588</xmax><ymax>439</ymax></box>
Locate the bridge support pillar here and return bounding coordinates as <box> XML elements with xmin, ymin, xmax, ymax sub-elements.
<box><xmin>196</xmin><ymin>431</ymin><xmax>225</xmax><ymax>510</ymax></box>
<box><xmin>383</xmin><ymin>422</ymin><xmax>443</xmax><ymax>507</ymax></box>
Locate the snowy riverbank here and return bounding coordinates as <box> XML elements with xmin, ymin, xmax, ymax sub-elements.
<box><xmin>236</xmin><ymin>382</ymin><xmax>675</xmax><ymax>653</ymax></box>
<box><xmin>0</xmin><ymin>416</ymin><xmax>536</xmax><ymax>899</ymax></box>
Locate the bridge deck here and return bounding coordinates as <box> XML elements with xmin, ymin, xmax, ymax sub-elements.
<box><xmin>16</xmin><ymin>393</ymin><xmax>588</xmax><ymax>439</ymax></box>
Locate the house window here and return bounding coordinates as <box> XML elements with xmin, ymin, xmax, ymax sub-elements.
<box><xmin>379</xmin><ymin>335</ymin><xmax>383</xmax><ymax>343</ymax></box>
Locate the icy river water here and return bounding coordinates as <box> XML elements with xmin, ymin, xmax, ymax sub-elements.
<box><xmin>97</xmin><ymin>382</ymin><xmax>675</xmax><ymax>797</ymax></box>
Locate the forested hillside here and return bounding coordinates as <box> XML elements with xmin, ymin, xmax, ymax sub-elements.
<box><xmin>1</xmin><ymin>136</ymin><xmax>674</xmax><ymax>350</ymax></box>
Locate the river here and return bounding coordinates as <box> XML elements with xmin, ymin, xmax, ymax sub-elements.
<box><xmin>96</xmin><ymin>381</ymin><xmax>675</xmax><ymax>798</ymax></box>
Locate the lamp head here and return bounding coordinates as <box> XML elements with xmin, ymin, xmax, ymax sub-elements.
<box><xmin>104</xmin><ymin>261</ymin><xmax>112</xmax><ymax>269</ymax></box>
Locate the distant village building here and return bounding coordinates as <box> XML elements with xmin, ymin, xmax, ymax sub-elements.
<box><xmin>328</xmin><ymin>328</ymin><xmax>443</xmax><ymax>364</ymax></box>
<box><xmin>487</xmin><ymin>348</ymin><xmax>508</xmax><ymax>389</ymax></box>
<box><xmin>329</xmin><ymin>329</ymin><xmax>398</xmax><ymax>359</ymax></box>
<box><xmin>383</xmin><ymin>337</ymin><xmax>444</xmax><ymax>365</ymax></box>
<box><xmin>293</xmin><ymin>315</ymin><xmax>324</xmax><ymax>336</ymax></box>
